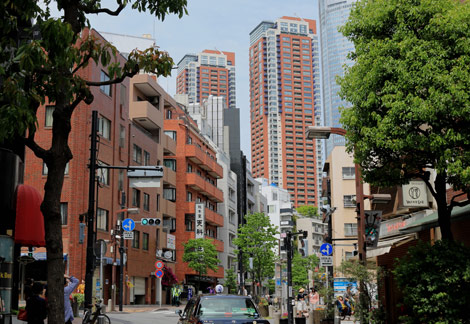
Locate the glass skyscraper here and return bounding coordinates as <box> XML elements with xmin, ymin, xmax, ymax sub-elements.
<box><xmin>319</xmin><ymin>0</ymin><xmax>356</xmax><ymax>157</ymax></box>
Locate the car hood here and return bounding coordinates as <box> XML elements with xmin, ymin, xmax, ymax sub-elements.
<box><xmin>199</xmin><ymin>320</ymin><xmax>270</xmax><ymax>324</ymax></box>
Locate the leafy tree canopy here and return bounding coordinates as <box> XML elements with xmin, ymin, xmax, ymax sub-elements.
<box><xmin>292</xmin><ymin>252</ymin><xmax>319</xmax><ymax>291</ymax></box>
<box><xmin>182</xmin><ymin>238</ymin><xmax>219</xmax><ymax>276</ymax></box>
<box><xmin>224</xmin><ymin>268</ymin><xmax>237</xmax><ymax>294</ymax></box>
<box><xmin>339</xmin><ymin>0</ymin><xmax>470</xmax><ymax>240</ymax></box>
<box><xmin>234</xmin><ymin>213</ymin><xmax>279</xmax><ymax>293</ymax></box>
<box><xmin>0</xmin><ymin>1</ymin><xmax>187</xmax><ymax>323</ymax></box>
<box><xmin>296</xmin><ymin>205</ymin><xmax>319</xmax><ymax>219</ymax></box>
<box><xmin>394</xmin><ymin>240</ymin><xmax>470</xmax><ymax>323</ymax></box>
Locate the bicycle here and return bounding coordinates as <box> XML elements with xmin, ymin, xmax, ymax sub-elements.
<box><xmin>82</xmin><ymin>301</ymin><xmax>111</xmax><ymax>324</ymax></box>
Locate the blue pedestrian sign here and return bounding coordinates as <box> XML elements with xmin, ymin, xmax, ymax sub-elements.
<box><xmin>320</xmin><ymin>243</ymin><xmax>333</xmax><ymax>256</ymax></box>
<box><xmin>122</xmin><ymin>218</ymin><xmax>135</xmax><ymax>232</ymax></box>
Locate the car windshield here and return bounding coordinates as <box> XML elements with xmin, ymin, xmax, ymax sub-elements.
<box><xmin>197</xmin><ymin>297</ymin><xmax>259</xmax><ymax>319</ymax></box>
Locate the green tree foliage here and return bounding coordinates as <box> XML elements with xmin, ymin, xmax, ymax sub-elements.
<box><xmin>292</xmin><ymin>252</ymin><xmax>319</xmax><ymax>291</ymax></box>
<box><xmin>234</xmin><ymin>212</ymin><xmax>279</xmax><ymax>295</ymax></box>
<box><xmin>394</xmin><ymin>240</ymin><xmax>470</xmax><ymax>324</ymax></box>
<box><xmin>182</xmin><ymin>238</ymin><xmax>219</xmax><ymax>292</ymax></box>
<box><xmin>340</xmin><ymin>260</ymin><xmax>385</xmax><ymax>324</ymax></box>
<box><xmin>296</xmin><ymin>205</ymin><xmax>319</xmax><ymax>219</ymax></box>
<box><xmin>0</xmin><ymin>1</ymin><xmax>187</xmax><ymax>323</ymax></box>
<box><xmin>338</xmin><ymin>0</ymin><xmax>470</xmax><ymax>241</ymax></box>
<box><xmin>224</xmin><ymin>268</ymin><xmax>237</xmax><ymax>294</ymax></box>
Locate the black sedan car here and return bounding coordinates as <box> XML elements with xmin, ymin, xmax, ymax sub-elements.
<box><xmin>176</xmin><ymin>294</ymin><xmax>270</xmax><ymax>324</ymax></box>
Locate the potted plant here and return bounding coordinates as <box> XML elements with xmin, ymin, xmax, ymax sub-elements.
<box><xmin>257</xmin><ymin>297</ymin><xmax>269</xmax><ymax>317</ymax></box>
<box><xmin>72</xmin><ymin>293</ymin><xmax>84</xmax><ymax>317</ymax></box>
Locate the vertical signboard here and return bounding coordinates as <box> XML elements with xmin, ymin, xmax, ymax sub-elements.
<box><xmin>167</xmin><ymin>234</ymin><xmax>176</xmax><ymax>249</ymax></box>
<box><xmin>195</xmin><ymin>203</ymin><xmax>205</xmax><ymax>239</ymax></box>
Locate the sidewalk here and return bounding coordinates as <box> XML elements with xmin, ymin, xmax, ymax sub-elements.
<box><xmin>9</xmin><ymin>304</ymin><xmax>185</xmax><ymax>324</ymax></box>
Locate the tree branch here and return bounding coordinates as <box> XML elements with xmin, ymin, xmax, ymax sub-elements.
<box><xmin>24</xmin><ymin>131</ymin><xmax>49</xmax><ymax>161</ymax></box>
<box><xmin>449</xmin><ymin>193</ymin><xmax>470</xmax><ymax>208</ymax></box>
<box><xmin>86</xmin><ymin>63</ymin><xmax>139</xmax><ymax>87</ymax></box>
<box><xmin>415</xmin><ymin>172</ymin><xmax>438</xmax><ymax>200</ymax></box>
<box><xmin>78</xmin><ymin>3</ymin><xmax>126</xmax><ymax>16</ymax></box>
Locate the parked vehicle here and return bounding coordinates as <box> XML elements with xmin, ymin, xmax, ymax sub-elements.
<box><xmin>176</xmin><ymin>294</ymin><xmax>270</xmax><ymax>324</ymax></box>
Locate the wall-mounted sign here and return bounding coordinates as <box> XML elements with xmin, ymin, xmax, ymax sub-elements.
<box><xmin>402</xmin><ymin>181</ymin><xmax>428</xmax><ymax>207</ymax></box>
<box><xmin>167</xmin><ymin>234</ymin><xmax>175</xmax><ymax>250</ymax></box>
<box><xmin>195</xmin><ymin>203</ymin><xmax>205</xmax><ymax>239</ymax></box>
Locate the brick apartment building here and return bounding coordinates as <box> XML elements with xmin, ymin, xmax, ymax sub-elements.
<box><xmin>22</xmin><ymin>30</ymin><xmax>177</xmax><ymax>305</ymax></box>
<box><xmin>164</xmin><ymin>104</ymin><xmax>225</xmax><ymax>291</ymax></box>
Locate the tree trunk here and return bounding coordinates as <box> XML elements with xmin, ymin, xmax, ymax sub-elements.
<box><xmin>434</xmin><ymin>173</ymin><xmax>454</xmax><ymax>241</ymax></box>
<box><xmin>40</xmin><ymin>99</ymin><xmax>73</xmax><ymax>324</ymax></box>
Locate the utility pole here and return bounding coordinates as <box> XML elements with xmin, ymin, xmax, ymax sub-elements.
<box><xmin>84</xmin><ymin>110</ymin><xmax>98</xmax><ymax>308</ymax></box>
<box><xmin>286</xmin><ymin>232</ymin><xmax>293</xmax><ymax>324</ymax></box>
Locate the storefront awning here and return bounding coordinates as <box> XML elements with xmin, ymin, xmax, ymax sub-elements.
<box><xmin>15</xmin><ymin>184</ymin><xmax>46</xmax><ymax>247</ymax></box>
<box><xmin>400</xmin><ymin>204</ymin><xmax>470</xmax><ymax>234</ymax></box>
<box><xmin>367</xmin><ymin>234</ymin><xmax>417</xmax><ymax>258</ymax></box>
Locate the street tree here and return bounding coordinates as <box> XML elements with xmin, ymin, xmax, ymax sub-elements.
<box><xmin>338</xmin><ymin>0</ymin><xmax>470</xmax><ymax>241</ymax></box>
<box><xmin>182</xmin><ymin>238</ymin><xmax>219</xmax><ymax>293</ymax></box>
<box><xmin>0</xmin><ymin>1</ymin><xmax>187</xmax><ymax>323</ymax></box>
<box><xmin>296</xmin><ymin>205</ymin><xmax>320</xmax><ymax>219</ymax></box>
<box><xmin>292</xmin><ymin>252</ymin><xmax>319</xmax><ymax>291</ymax></box>
<box><xmin>234</xmin><ymin>212</ymin><xmax>278</xmax><ymax>295</ymax></box>
<box><xmin>224</xmin><ymin>268</ymin><xmax>237</xmax><ymax>294</ymax></box>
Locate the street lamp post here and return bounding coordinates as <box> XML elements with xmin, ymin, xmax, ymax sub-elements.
<box><xmin>305</xmin><ymin>126</ymin><xmax>367</xmax><ymax>323</ymax></box>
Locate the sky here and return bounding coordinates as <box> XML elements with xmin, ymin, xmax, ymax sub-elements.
<box><xmin>85</xmin><ymin>0</ymin><xmax>320</xmax><ymax>161</ymax></box>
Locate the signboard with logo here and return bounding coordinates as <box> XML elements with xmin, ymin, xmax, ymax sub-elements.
<box><xmin>402</xmin><ymin>180</ymin><xmax>428</xmax><ymax>207</ymax></box>
<box><xmin>167</xmin><ymin>234</ymin><xmax>175</xmax><ymax>250</ymax></box>
<box><xmin>195</xmin><ymin>203</ymin><xmax>205</xmax><ymax>239</ymax></box>
<box><xmin>379</xmin><ymin>210</ymin><xmax>428</xmax><ymax>238</ymax></box>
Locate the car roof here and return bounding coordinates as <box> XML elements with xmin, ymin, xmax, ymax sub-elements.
<box><xmin>199</xmin><ymin>294</ymin><xmax>250</xmax><ymax>299</ymax></box>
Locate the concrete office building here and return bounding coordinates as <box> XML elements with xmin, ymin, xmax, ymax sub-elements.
<box><xmin>249</xmin><ymin>16</ymin><xmax>323</xmax><ymax>208</ymax></box>
<box><xmin>176</xmin><ymin>50</ymin><xmax>236</xmax><ymax>109</ymax></box>
<box><xmin>296</xmin><ymin>215</ymin><xmax>328</xmax><ymax>256</ymax></box>
<box><xmin>323</xmin><ymin>146</ymin><xmax>370</xmax><ymax>271</ymax></box>
<box><xmin>318</xmin><ymin>0</ymin><xmax>356</xmax><ymax>157</ymax></box>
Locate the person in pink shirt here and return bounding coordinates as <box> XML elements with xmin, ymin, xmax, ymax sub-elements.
<box><xmin>308</xmin><ymin>288</ymin><xmax>319</xmax><ymax>310</ymax></box>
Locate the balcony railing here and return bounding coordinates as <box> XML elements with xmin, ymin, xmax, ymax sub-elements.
<box><xmin>185</xmin><ymin>145</ymin><xmax>223</xmax><ymax>178</ymax></box>
<box><xmin>185</xmin><ymin>173</ymin><xmax>224</xmax><ymax>203</ymax></box>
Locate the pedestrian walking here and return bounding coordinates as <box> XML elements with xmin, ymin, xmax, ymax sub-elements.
<box><xmin>308</xmin><ymin>288</ymin><xmax>319</xmax><ymax>310</ymax></box>
<box><xmin>64</xmin><ymin>275</ymin><xmax>79</xmax><ymax>324</ymax></box>
<box><xmin>26</xmin><ymin>282</ymin><xmax>47</xmax><ymax>324</ymax></box>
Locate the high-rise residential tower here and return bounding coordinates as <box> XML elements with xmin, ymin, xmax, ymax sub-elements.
<box><xmin>176</xmin><ymin>50</ymin><xmax>236</xmax><ymax>109</ymax></box>
<box><xmin>249</xmin><ymin>16</ymin><xmax>322</xmax><ymax>208</ymax></box>
<box><xmin>319</xmin><ymin>0</ymin><xmax>356</xmax><ymax>157</ymax></box>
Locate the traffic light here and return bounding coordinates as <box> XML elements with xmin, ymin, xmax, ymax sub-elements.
<box><xmin>299</xmin><ymin>238</ymin><xmax>309</xmax><ymax>257</ymax></box>
<box><xmin>365</xmin><ymin>211</ymin><xmax>382</xmax><ymax>248</ymax></box>
<box><xmin>141</xmin><ymin>218</ymin><xmax>161</xmax><ymax>226</ymax></box>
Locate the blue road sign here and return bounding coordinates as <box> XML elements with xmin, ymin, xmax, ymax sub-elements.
<box><xmin>122</xmin><ymin>218</ymin><xmax>135</xmax><ymax>232</ymax></box>
<box><xmin>320</xmin><ymin>243</ymin><xmax>333</xmax><ymax>256</ymax></box>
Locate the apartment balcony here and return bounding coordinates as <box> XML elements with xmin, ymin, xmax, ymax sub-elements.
<box><xmin>187</xmin><ymin>232</ymin><xmax>224</xmax><ymax>252</ymax></box>
<box><xmin>129</xmin><ymin>100</ymin><xmax>162</xmax><ymax>135</ymax></box>
<box><xmin>162</xmin><ymin>134</ymin><xmax>176</xmax><ymax>156</ymax></box>
<box><xmin>161</xmin><ymin>199</ymin><xmax>176</xmax><ymax>217</ymax></box>
<box><xmin>185</xmin><ymin>144</ymin><xmax>223</xmax><ymax>178</ymax></box>
<box><xmin>185</xmin><ymin>173</ymin><xmax>224</xmax><ymax>203</ymax></box>
<box><xmin>184</xmin><ymin>203</ymin><xmax>224</xmax><ymax>227</ymax></box>
<box><xmin>162</xmin><ymin>166</ymin><xmax>176</xmax><ymax>186</ymax></box>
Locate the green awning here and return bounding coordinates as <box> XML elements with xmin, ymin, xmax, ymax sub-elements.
<box><xmin>400</xmin><ymin>204</ymin><xmax>470</xmax><ymax>234</ymax></box>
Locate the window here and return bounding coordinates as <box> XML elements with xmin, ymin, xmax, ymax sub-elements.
<box><xmin>97</xmin><ymin>116</ymin><xmax>111</xmax><ymax>140</ymax></box>
<box><xmin>164</xmin><ymin>130</ymin><xmax>177</xmax><ymax>141</ymax></box>
<box><xmin>144</xmin><ymin>151</ymin><xmax>151</xmax><ymax>166</ymax></box>
<box><xmin>156</xmin><ymin>194</ymin><xmax>160</xmax><ymax>212</ymax></box>
<box><xmin>187</xmin><ymin>191</ymin><xmax>193</xmax><ymax>202</ymax></box>
<box><xmin>60</xmin><ymin>203</ymin><xmax>68</xmax><ymax>225</ymax></box>
<box><xmin>96</xmin><ymin>208</ymin><xmax>108</xmax><ymax>231</ymax></box>
<box><xmin>342</xmin><ymin>167</ymin><xmax>355</xmax><ymax>179</ymax></box>
<box><xmin>142</xmin><ymin>233</ymin><xmax>149</xmax><ymax>251</ymax></box>
<box><xmin>132</xmin><ymin>188</ymin><xmax>141</xmax><ymax>207</ymax></box>
<box><xmin>132</xmin><ymin>230</ymin><xmax>140</xmax><ymax>248</ymax></box>
<box><xmin>344</xmin><ymin>223</ymin><xmax>358</xmax><ymax>236</ymax></box>
<box><xmin>100</xmin><ymin>71</ymin><xmax>111</xmax><ymax>96</ymax></box>
<box><xmin>97</xmin><ymin>161</ymin><xmax>109</xmax><ymax>185</ymax></box>
<box><xmin>163</xmin><ymin>188</ymin><xmax>176</xmax><ymax>202</ymax></box>
<box><xmin>343</xmin><ymin>195</ymin><xmax>356</xmax><ymax>207</ymax></box>
<box><xmin>120</xmin><ymin>84</ymin><xmax>126</xmax><ymax>106</ymax></box>
<box><xmin>164</xmin><ymin>159</ymin><xmax>176</xmax><ymax>171</ymax></box>
<box><xmin>143</xmin><ymin>193</ymin><xmax>150</xmax><ymax>211</ymax></box>
<box><xmin>45</xmin><ymin>106</ymin><xmax>54</xmax><ymax>127</ymax></box>
<box><xmin>119</xmin><ymin>125</ymin><xmax>125</xmax><ymax>148</ymax></box>
<box><xmin>118</xmin><ymin>170</ymin><xmax>124</xmax><ymax>191</ymax></box>
<box><xmin>187</xmin><ymin>164</ymin><xmax>193</xmax><ymax>173</ymax></box>
<box><xmin>133</xmin><ymin>144</ymin><xmax>142</xmax><ymax>164</ymax></box>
